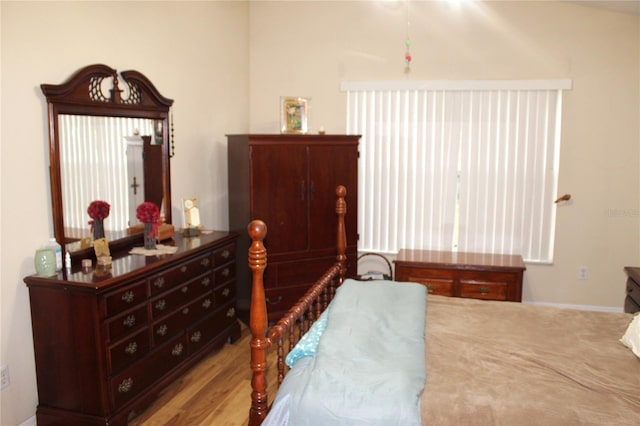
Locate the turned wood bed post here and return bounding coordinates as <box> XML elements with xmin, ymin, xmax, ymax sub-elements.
<box><xmin>248</xmin><ymin>220</ymin><xmax>268</xmax><ymax>426</ymax></box>
<box><xmin>247</xmin><ymin>185</ymin><xmax>348</xmax><ymax>426</ymax></box>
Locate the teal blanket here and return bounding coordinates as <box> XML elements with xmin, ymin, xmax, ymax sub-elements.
<box><xmin>283</xmin><ymin>279</ymin><xmax>427</xmax><ymax>425</ymax></box>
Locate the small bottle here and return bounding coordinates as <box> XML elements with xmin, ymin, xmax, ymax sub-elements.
<box><xmin>47</xmin><ymin>238</ymin><xmax>63</xmax><ymax>271</ymax></box>
<box><xmin>65</xmin><ymin>252</ymin><xmax>72</xmax><ymax>271</ymax></box>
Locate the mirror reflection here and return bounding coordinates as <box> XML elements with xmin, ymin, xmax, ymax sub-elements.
<box><xmin>41</xmin><ymin>64</ymin><xmax>174</xmax><ymax>257</ymax></box>
<box><xmin>59</xmin><ymin>116</ymin><xmax>164</xmax><ymax>244</ymax></box>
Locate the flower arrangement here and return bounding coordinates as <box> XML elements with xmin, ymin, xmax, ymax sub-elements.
<box><xmin>137</xmin><ymin>202</ymin><xmax>161</xmax><ymax>247</ymax></box>
<box><xmin>136</xmin><ymin>201</ymin><xmax>160</xmax><ymax>224</ymax></box>
<box><xmin>87</xmin><ymin>200</ymin><xmax>110</xmax><ymax>222</ymax></box>
<box><xmin>87</xmin><ymin>200</ymin><xmax>110</xmax><ymax>238</ymax></box>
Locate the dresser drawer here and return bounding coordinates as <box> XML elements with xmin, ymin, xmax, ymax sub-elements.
<box><xmin>150</xmin><ymin>273</ymin><xmax>213</xmax><ymax>319</ymax></box>
<box><xmin>626</xmin><ymin>278</ymin><xmax>640</xmax><ymax>306</ymax></box>
<box><xmin>409</xmin><ymin>277</ymin><xmax>454</xmax><ymax>296</ymax></box>
<box><xmin>186</xmin><ymin>300</ymin><xmax>237</xmax><ymax>355</ymax></box>
<box><xmin>105</xmin><ymin>281</ymin><xmax>147</xmax><ymax>317</ymax></box>
<box><xmin>149</xmin><ymin>252</ymin><xmax>214</xmax><ymax>296</ymax></box>
<box><xmin>106</xmin><ymin>305</ymin><xmax>149</xmax><ymax>343</ymax></box>
<box><xmin>109</xmin><ymin>334</ymin><xmax>187</xmax><ymax>410</ymax></box>
<box><xmin>214</xmin><ymin>281</ymin><xmax>236</xmax><ymax>306</ymax></box>
<box><xmin>108</xmin><ymin>329</ymin><xmax>150</xmax><ymax>374</ymax></box>
<box><xmin>213</xmin><ymin>243</ymin><xmax>236</xmax><ymax>266</ymax></box>
<box><xmin>152</xmin><ymin>293</ymin><xmax>216</xmax><ymax>345</ymax></box>
<box><xmin>459</xmin><ymin>279</ymin><xmax>507</xmax><ymax>301</ymax></box>
<box><xmin>214</xmin><ymin>263</ymin><xmax>235</xmax><ymax>286</ymax></box>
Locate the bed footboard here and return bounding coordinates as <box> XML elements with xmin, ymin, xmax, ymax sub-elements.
<box><xmin>248</xmin><ymin>185</ymin><xmax>348</xmax><ymax>426</ymax></box>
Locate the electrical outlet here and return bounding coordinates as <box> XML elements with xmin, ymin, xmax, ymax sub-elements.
<box><xmin>0</xmin><ymin>365</ymin><xmax>9</xmax><ymax>389</ymax></box>
<box><xmin>578</xmin><ymin>266</ymin><xmax>589</xmax><ymax>281</ymax></box>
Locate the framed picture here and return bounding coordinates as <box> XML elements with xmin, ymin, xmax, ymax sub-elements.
<box><xmin>182</xmin><ymin>198</ymin><xmax>201</xmax><ymax>229</ymax></box>
<box><xmin>281</xmin><ymin>97</ymin><xmax>309</xmax><ymax>134</ymax></box>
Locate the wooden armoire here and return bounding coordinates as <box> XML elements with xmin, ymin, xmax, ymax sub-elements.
<box><xmin>227</xmin><ymin>134</ymin><xmax>359</xmax><ymax>319</ymax></box>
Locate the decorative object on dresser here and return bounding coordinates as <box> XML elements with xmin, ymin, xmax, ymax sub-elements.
<box><xmin>227</xmin><ymin>133</ymin><xmax>360</xmax><ymax>320</ymax></box>
<box><xmin>394</xmin><ymin>249</ymin><xmax>526</xmax><ymax>302</ymax></box>
<box><xmin>624</xmin><ymin>267</ymin><xmax>640</xmax><ymax>313</ymax></box>
<box><xmin>25</xmin><ymin>232</ymin><xmax>240</xmax><ymax>425</ymax></box>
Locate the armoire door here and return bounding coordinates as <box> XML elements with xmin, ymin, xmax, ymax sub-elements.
<box><xmin>307</xmin><ymin>144</ymin><xmax>358</xmax><ymax>251</ymax></box>
<box><xmin>250</xmin><ymin>144</ymin><xmax>308</xmax><ymax>254</ymax></box>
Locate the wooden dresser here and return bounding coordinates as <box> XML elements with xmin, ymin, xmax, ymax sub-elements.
<box><xmin>227</xmin><ymin>134</ymin><xmax>359</xmax><ymax>320</ymax></box>
<box><xmin>24</xmin><ymin>232</ymin><xmax>240</xmax><ymax>426</ymax></box>
<box><xmin>624</xmin><ymin>267</ymin><xmax>640</xmax><ymax>313</ymax></box>
<box><xmin>394</xmin><ymin>249</ymin><xmax>526</xmax><ymax>302</ymax></box>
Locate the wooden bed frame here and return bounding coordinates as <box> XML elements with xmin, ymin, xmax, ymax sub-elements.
<box><xmin>247</xmin><ymin>185</ymin><xmax>349</xmax><ymax>426</ymax></box>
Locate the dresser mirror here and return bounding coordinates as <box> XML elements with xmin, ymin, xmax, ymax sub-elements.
<box><xmin>41</xmin><ymin>64</ymin><xmax>174</xmax><ymax>259</ymax></box>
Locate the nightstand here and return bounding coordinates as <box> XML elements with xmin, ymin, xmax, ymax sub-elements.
<box><xmin>624</xmin><ymin>267</ymin><xmax>640</xmax><ymax>313</ymax></box>
<box><xmin>394</xmin><ymin>249</ymin><xmax>526</xmax><ymax>302</ymax></box>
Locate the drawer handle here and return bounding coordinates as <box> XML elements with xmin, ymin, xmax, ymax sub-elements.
<box><xmin>479</xmin><ymin>287</ymin><xmax>490</xmax><ymax>295</ymax></box>
<box><xmin>157</xmin><ymin>324</ymin><xmax>168</xmax><ymax>336</ymax></box>
<box><xmin>172</xmin><ymin>343</ymin><xmax>184</xmax><ymax>357</ymax></box>
<box><xmin>226</xmin><ymin>307</ymin><xmax>235</xmax><ymax>318</ymax></box>
<box><xmin>181</xmin><ymin>286</ymin><xmax>189</xmax><ymax>294</ymax></box>
<box><xmin>155</xmin><ymin>299</ymin><xmax>166</xmax><ymax>311</ymax></box>
<box><xmin>426</xmin><ymin>285</ymin><xmax>435</xmax><ymax>293</ymax></box>
<box><xmin>221</xmin><ymin>268</ymin><xmax>230</xmax><ymax>277</ymax></box>
<box><xmin>154</xmin><ymin>277</ymin><xmax>165</xmax><ymax>289</ymax></box>
<box><xmin>202</xmin><ymin>299</ymin><xmax>212</xmax><ymax>309</ymax></box>
<box><xmin>118</xmin><ymin>378</ymin><xmax>133</xmax><ymax>393</ymax></box>
<box><xmin>123</xmin><ymin>315</ymin><xmax>136</xmax><ymax>328</ymax></box>
<box><xmin>201</xmin><ymin>277</ymin><xmax>211</xmax><ymax>287</ymax></box>
<box><xmin>266</xmin><ymin>296</ymin><xmax>283</xmax><ymax>305</ymax></box>
<box><xmin>124</xmin><ymin>341</ymin><xmax>138</xmax><ymax>355</ymax></box>
<box><xmin>221</xmin><ymin>249</ymin><xmax>230</xmax><ymax>259</ymax></box>
<box><xmin>182</xmin><ymin>307</ymin><xmax>190</xmax><ymax>315</ymax></box>
<box><xmin>191</xmin><ymin>331</ymin><xmax>202</xmax><ymax>343</ymax></box>
<box><xmin>200</xmin><ymin>258</ymin><xmax>210</xmax><ymax>267</ymax></box>
<box><xmin>222</xmin><ymin>288</ymin><xmax>230</xmax><ymax>297</ymax></box>
<box><xmin>121</xmin><ymin>291</ymin><xmax>135</xmax><ymax>303</ymax></box>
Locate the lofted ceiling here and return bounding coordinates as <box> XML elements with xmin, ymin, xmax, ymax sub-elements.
<box><xmin>564</xmin><ymin>0</ymin><xmax>640</xmax><ymax>15</ymax></box>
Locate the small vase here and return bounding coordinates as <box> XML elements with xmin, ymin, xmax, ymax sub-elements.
<box><xmin>34</xmin><ymin>248</ymin><xmax>57</xmax><ymax>276</ymax></box>
<box><xmin>144</xmin><ymin>223</ymin><xmax>156</xmax><ymax>250</ymax></box>
<box><xmin>93</xmin><ymin>219</ymin><xmax>105</xmax><ymax>241</ymax></box>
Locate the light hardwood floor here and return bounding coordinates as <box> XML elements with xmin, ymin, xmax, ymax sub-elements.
<box><xmin>129</xmin><ymin>321</ymin><xmax>277</xmax><ymax>426</ymax></box>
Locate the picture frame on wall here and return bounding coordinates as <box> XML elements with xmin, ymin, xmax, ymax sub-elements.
<box><xmin>281</xmin><ymin>97</ymin><xmax>309</xmax><ymax>134</ymax></box>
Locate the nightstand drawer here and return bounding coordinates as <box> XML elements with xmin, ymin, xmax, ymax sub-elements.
<box><xmin>395</xmin><ymin>249</ymin><xmax>525</xmax><ymax>303</ymax></box>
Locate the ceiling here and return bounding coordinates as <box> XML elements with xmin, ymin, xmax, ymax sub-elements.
<box><xmin>564</xmin><ymin>0</ymin><xmax>640</xmax><ymax>15</ymax></box>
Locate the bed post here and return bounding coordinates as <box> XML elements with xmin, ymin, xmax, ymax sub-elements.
<box><xmin>247</xmin><ymin>220</ymin><xmax>269</xmax><ymax>426</ymax></box>
<box><xmin>336</xmin><ymin>185</ymin><xmax>348</xmax><ymax>283</ymax></box>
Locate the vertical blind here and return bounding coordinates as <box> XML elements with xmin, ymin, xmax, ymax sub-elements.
<box><xmin>59</xmin><ymin>115</ymin><xmax>154</xmax><ymax>232</ymax></box>
<box><xmin>342</xmin><ymin>80</ymin><xmax>571</xmax><ymax>263</ymax></box>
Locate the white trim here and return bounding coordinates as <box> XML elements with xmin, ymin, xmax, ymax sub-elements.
<box><xmin>524</xmin><ymin>301</ymin><xmax>624</xmax><ymax>313</ymax></box>
<box><xmin>341</xmin><ymin>79</ymin><xmax>572</xmax><ymax>92</ymax></box>
<box><xmin>19</xmin><ymin>416</ymin><xmax>36</xmax><ymax>426</ymax></box>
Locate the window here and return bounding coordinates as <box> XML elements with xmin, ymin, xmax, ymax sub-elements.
<box><xmin>342</xmin><ymin>79</ymin><xmax>571</xmax><ymax>263</ymax></box>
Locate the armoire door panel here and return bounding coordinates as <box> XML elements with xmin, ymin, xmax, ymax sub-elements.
<box><xmin>307</xmin><ymin>145</ymin><xmax>358</xmax><ymax>251</ymax></box>
<box><xmin>250</xmin><ymin>145</ymin><xmax>308</xmax><ymax>254</ymax></box>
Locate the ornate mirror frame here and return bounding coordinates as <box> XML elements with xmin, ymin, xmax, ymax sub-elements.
<box><xmin>42</xmin><ymin>64</ymin><xmax>174</xmax><ymax>259</ymax></box>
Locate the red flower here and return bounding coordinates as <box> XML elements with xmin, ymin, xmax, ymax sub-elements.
<box><xmin>137</xmin><ymin>202</ymin><xmax>161</xmax><ymax>239</ymax></box>
<box><xmin>136</xmin><ymin>202</ymin><xmax>160</xmax><ymax>223</ymax></box>
<box><xmin>87</xmin><ymin>200</ymin><xmax>110</xmax><ymax>221</ymax></box>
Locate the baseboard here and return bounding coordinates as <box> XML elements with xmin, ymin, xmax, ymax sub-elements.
<box><xmin>19</xmin><ymin>416</ymin><xmax>36</xmax><ymax>426</ymax></box>
<box><xmin>524</xmin><ymin>301</ymin><xmax>624</xmax><ymax>313</ymax></box>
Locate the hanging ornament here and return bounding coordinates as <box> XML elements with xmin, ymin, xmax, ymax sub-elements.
<box><xmin>404</xmin><ymin>1</ymin><xmax>412</xmax><ymax>73</ymax></box>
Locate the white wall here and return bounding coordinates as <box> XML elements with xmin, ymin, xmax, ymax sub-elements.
<box><xmin>248</xmin><ymin>0</ymin><xmax>640</xmax><ymax>308</ymax></box>
<box><xmin>0</xmin><ymin>2</ymin><xmax>248</xmax><ymax>424</ymax></box>
<box><xmin>1</xmin><ymin>1</ymin><xmax>638</xmax><ymax>424</ymax></box>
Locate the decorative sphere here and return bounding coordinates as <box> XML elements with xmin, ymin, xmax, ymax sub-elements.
<box><xmin>405</xmin><ymin>54</ymin><xmax>412</xmax><ymax>62</ymax></box>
